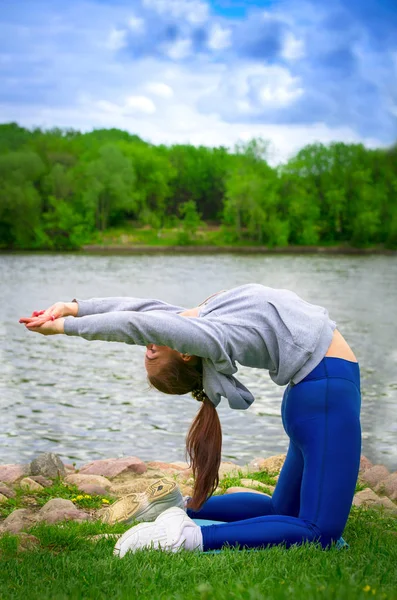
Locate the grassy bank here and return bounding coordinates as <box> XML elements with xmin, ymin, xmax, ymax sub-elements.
<box><xmin>82</xmin><ymin>226</ymin><xmax>397</xmax><ymax>254</ymax></box>
<box><xmin>1</xmin><ymin>507</ymin><xmax>396</xmax><ymax>600</ymax></box>
<box><xmin>1</xmin><ymin>470</ymin><xmax>396</xmax><ymax>600</ymax></box>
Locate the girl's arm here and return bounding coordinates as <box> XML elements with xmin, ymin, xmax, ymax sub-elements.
<box><xmin>73</xmin><ymin>297</ymin><xmax>186</xmax><ymax>317</ymax></box>
<box><xmin>63</xmin><ymin>310</ymin><xmax>235</xmax><ymax>373</ymax></box>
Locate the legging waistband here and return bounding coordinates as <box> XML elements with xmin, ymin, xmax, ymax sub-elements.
<box><xmin>298</xmin><ymin>357</ymin><xmax>360</xmax><ymax>389</ymax></box>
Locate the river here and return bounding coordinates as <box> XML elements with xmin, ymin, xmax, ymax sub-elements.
<box><xmin>1</xmin><ymin>252</ymin><xmax>396</xmax><ymax>470</ymax></box>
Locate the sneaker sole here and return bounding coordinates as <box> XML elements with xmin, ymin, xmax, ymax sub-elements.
<box><xmin>102</xmin><ymin>478</ymin><xmax>184</xmax><ymax>525</ymax></box>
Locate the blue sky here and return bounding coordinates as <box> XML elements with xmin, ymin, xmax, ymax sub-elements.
<box><xmin>1</xmin><ymin>0</ymin><xmax>396</xmax><ymax>162</ymax></box>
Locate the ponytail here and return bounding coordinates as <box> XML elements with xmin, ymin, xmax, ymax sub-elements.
<box><xmin>186</xmin><ymin>393</ymin><xmax>222</xmax><ymax>510</ymax></box>
<box><xmin>147</xmin><ymin>354</ymin><xmax>222</xmax><ymax>511</ymax></box>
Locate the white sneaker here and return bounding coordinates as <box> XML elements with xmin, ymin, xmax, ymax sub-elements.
<box><xmin>113</xmin><ymin>507</ymin><xmax>202</xmax><ymax>558</ymax></box>
<box><xmin>101</xmin><ymin>478</ymin><xmax>184</xmax><ymax>525</ymax></box>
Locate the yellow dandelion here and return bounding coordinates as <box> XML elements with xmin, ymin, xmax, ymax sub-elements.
<box><xmin>76</xmin><ymin>495</ymin><xmax>84</xmax><ymax>500</ymax></box>
<box><xmin>363</xmin><ymin>585</ymin><xmax>371</xmax><ymax>593</ymax></box>
<box><xmin>102</xmin><ymin>499</ymin><xmax>110</xmax><ymax>504</ymax></box>
<box><xmin>84</xmin><ymin>495</ymin><xmax>91</xmax><ymax>499</ymax></box>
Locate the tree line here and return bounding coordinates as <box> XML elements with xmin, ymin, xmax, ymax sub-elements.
<box><xmin>0</xmin><ymin>122</ymin><xmax>396</xmax><ymax>250</ymax></box>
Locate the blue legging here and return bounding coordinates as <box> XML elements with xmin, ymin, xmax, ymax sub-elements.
<box><xmin>188</xmin><ymin>357</ymin><xmax>361</xmax><ymax>550</ymax></box>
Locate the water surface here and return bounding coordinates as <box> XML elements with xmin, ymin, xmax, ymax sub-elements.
<box><xmin>1</xmin><ymin>253</ymin><xmax>396</xmax><ymax>470</ymax></box>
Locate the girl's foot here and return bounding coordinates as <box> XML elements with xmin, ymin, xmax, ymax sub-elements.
<box><xmin>101</xmin><ymin>478</ymin><xmax>184</xmax><ymax>525</ymax></box>
<box><xmin>113</xmin><ymin>507</ymin><xmax>203</xmax><ymax>557</ymax></box>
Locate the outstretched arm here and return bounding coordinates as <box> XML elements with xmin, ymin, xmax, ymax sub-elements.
<box><xmin>73</xmin><ymin>297</ymin><xmax>186</xmax><ymax>317</ymax></box>
<box><xmin>63</xmin><ymin>310</ymin><xmax>234</xmax><ymax>372</ymax></box>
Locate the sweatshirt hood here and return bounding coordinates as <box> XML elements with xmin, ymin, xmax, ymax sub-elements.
<box><xmin>202</xmin><ymin>359</ymin><xmax>255</xmax><ymax>410</ymax></box>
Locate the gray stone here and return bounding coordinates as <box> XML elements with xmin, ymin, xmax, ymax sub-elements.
<box><xmin>0</xmin><ymin>483</ymin><xmax>16</xmax><ymax>499</ymax></box>
<box><xmin>248</xmin><ymin>454</ymin><xmax>286</xmax><ymax>474</ymax></box>
<box><xmin>376</xmin><ymin>473</ymin><xmax>397</xmax><ymax>501</ymax></box>
<box><xmin>240</xmin><ymin>479</ymin><xmax>275</xmax><ymax>493</ymax></box>
<box><xmin>30</xmin><ymin>453</ymin><xmax>66</xmax><ymax>479</ymax></box>
<box><xmin>65</xmin><ymin>474</ymin><xmax>112</xmax><ymax>490</ymax></box>
<box><xmin>0</xmin><ymin>464</ymin><xmax>29</xmax><ymax>484</ymax></box>
<box><xmin>359</xmin><ymin>455</ymin><xmax>374</xmax><ymax>473</ymax></box>
<box><xmin>360</xmin><ymin>465</ymin><xmax>390</xmax><ymax>489</ymax></box>
<box><xmin>29</xmin><ymin>475</ymin><xmax>53</xmax><ymax>488</ymax></box>
<box><xmin>0</xmin><ymin>493</ymin><xmax>8</xmax><ymax>504</ymax></box>
<box><xmin>79</xmin><ymin>457</ymin><xmax>147</xmax><ymax>478</ymax></box>
<box><xmin>353</xmin><ymin>488</ymin><xmax>397</xmax><ymax>513</ymax></box>
<box><xmin>75</xmin><ymin>483</ymin><xmax>109</xmax><ymax>497</ymax></box>
<box><xmin>37</xmin><ymin>498</ymin><xmax>90</xmax><ymax>524</ymax></box>
<box><xmin>19</xmin><ymin>477</ymin><xmax>44</xmax><ymax>492</ymax></box>
<box><xmin>0</xmin><ymin>508</ymin><xmax>36</xmax><ymax>534</ymax></box>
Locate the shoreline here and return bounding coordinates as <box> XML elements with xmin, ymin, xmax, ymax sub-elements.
<box><xmin>81</xmin><ymin>244</ymin><xmax>397</xmax><ymax>255</ymax></box>
<box><xmin>2</xmin><ymin>245</ymin><xmax>396</xmax><ymax>256</ymax></box>
<box><xmin>0</xmin><ymin>244</ymin><xmax>397</xmax><ymax>256</ymax></box>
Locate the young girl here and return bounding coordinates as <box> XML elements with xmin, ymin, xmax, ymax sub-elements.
<box><xmin>20</xmin><ymin>284</ymin><xmax>361</xmax><ymax>557</ymax></box>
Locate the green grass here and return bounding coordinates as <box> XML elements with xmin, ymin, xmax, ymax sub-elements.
<box><xmin>1</xmin><ymin>472</ymin><xmax>396</xmax><ymax>599</ymax></box>
<box><xmin>0</xmin><ymin>478</ymin><xmax>115</xmax><ymax>519</ymax></box>
<box><xmin>0</xmin><ymin>508</ymin><xmax>396</xmax><ymax>600</ymax></box>
<box><xmin>217</xmin><ymin>470</ymin><xmax>278</xmax><ymax>495</ymax></box>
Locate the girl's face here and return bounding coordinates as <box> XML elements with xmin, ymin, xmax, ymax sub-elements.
<box><xmin>144</xmin><ymin>344</ymin><xmax>180</xmax><ymax>376</ymax></box>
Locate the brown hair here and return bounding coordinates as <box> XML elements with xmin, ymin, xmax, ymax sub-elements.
<box><xmin>147</xmin><ymin>354</ymin><xmax>222</xmax><ymax>511</ymax></box>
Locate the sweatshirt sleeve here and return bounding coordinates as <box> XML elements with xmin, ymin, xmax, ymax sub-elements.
<box><xmin>63</xmin><ymin>311</ymin><xmax>235</xmax><ymax>373</ymax></box>
<box><xmin>73</xmin><ymin>297</ymin><xmax>186</xmax><ymax>317</ymax></box>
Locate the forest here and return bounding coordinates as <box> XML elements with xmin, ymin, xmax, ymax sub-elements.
<box><xmin>0</xmin><ymin>122</ymin><xmax>396</xmax><ymax>250</ymax></box>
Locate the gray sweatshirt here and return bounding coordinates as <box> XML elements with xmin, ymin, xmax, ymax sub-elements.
<box><xmin>64</xmin><ymin>284</ymin><xmax>336</xmax><ymax>410</ymax></box>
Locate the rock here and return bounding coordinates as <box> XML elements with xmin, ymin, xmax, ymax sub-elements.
<box><xmin>110</xmin><ymin>477</ymin><xmax>161</xmax><ymax>496</ymax></box>
<box><xmin>0</xmin><ymin>493</ymin><xmax>8</xmax><ymax>504</ymax></box>
<box><xmin>0</xmin><ymin>464</ymin><xmax>29</xmax><ymax>484</ymax></box>
<box><xmin>359</xmin><ymin>455</ymin><xmax>374</xmax><ymax>473</ymax></box>
<box><xmin>65</xmin><ymin>474</ymin><xmax>112</xmax><ymax>490</ymax></box>
<box><xmin>0</xmin><ymin>484</ymin><xmax>16</xmax><ymax>499</ymax></box>
<box><xmin>225</xmin><ymin>487</ymin><xmax>269</xmax><ymax>496</ymax></box>
<box><xmin>30</xmin><ymin>453</ymin><xmax>66</xmax><ymax>479</ymax></box>
<box><xmin>79</xmin><ymin>457</ymin><xmax>147</xmax><ymax>478</ymax></box>
<box><xmin>175</xmin><ymin>470</ymin><xmax>194</xmax><ymax>484</ymax></box>
<box><xmin>179</xmin><ymin>484</ymin><xmax>194</xmax><ymax>497</ymax></box>
<box><xmin>240</xmin><ymin>479</ymin><xmax>275</xmax><ymax>493</ymax></box>
<box><xmin>218</xmin><ymin>462</ymin><xmax>243</xmax><ymax>480</ymax></box>
<box><xmin>29</xmin><ymin>475</ymin><xmax>53</xmax><ymax>488</ymax></box>
<box><xmin>360</xmin><ymin>465</ymin><xmax>390</xmax><ymax>489</ymax></box>
<box><xmin>74</xmin><ymin>483</ymin><xmax>110</xmax><ymax>497</ymax></box>
<box><xmin>353</xmin><ymin>489</ymin><xmax>397</xmax><ymax>513</ymax></box>
<box><xmin>170</xmin><ymin>461</ymin><xmax>190</xmax><ymax>469</ymax></box>
<box><xmin>376</xmin><ymin>473</ymin><xmax>397</xmax><ymax>500</ymax></box>
<box><xmin>16</xmin><ymin>533</ymin><xmax>41</xmax><ymax>552</ymax></box>
<box><xmin>146</xmin><ymin>462</ymin><xmax>186</xmax><ymax>476</ymax></box>
<box><xmin>0</xmin><ymin>509</ymin><xmax>36</xmax><ymax>534</ymax></box>
<box><xmin>64</xmin><ymin>463</ymin><xmax>76</xmax><ymax>471</ymax></box>
<box><xmin>248</xmin><ymin>454</ymin><xmax>286</xmax><ymax>474</ymax></box>
<box><xmin>19</xmin><ymin>477</ymin><xmax>44</xmax><ymax>492</ymax></box>
<box><xmin>37</xmin><ymin>498</ymin><xmax>91</xmax><ymax>524</ymax></box>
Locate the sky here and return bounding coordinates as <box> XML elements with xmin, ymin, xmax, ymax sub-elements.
<box><xmin>0</xmin><ymin>0</ymin><xmax>396</xmax><ymax>163</ymax></box>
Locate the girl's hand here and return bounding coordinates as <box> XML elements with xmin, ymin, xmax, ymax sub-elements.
<box><xmin>22</xmin><ymin>317</ymin><xmax>65</xmax><ymax>336</ymax></box>
<box><xmin>19</xmin><ymin>302</ymin><xmax>77</xmax><ymax>328</ymax></box>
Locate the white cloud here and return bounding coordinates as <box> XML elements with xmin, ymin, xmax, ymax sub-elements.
<box><xmin>282</xmin><ymin>33</ymin><xmax>305</xmax><ymax>61</ymax></box>
<box><xmin>128</xmin><ymin>15</ymin><xmax>145</xmax><ymax>33</ymax></box>
<box><xmin>146</xmin><ymin>82</ymin><xmax>174</xmax><ymax>98</ymax></box>
<box><xmin>257</xmin><ymin>69</ymin><xmax>304</xmax><ymax>106</ymax></box>
<box><xmin>143</xmin><ymin>0</ymin><xmax>209</xmax><ymax>24</ymax></box>
<box><xmin>207</xmin><ymin>25</ymin><xmax>232</xmax><ymax>51</ymax></box>
<box><xmin>165</xmin><ymin>39</ymin><xmax>191</xmax><ymax>60</ymax></box>
<box><xmin>125</xmin><ymin>95</ymin><xmax>156</xmax><ymax>114</ymax></box>
<box><xmin>106</xmin><ymin>28</ymin><xmax>127</xmax><ymax>51</ymax></box>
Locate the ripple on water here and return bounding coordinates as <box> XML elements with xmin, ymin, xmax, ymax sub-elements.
<box><xmin>1</xmin><ymin>253</ymin><xmax>397</xmax><ymax>469</ymax></box>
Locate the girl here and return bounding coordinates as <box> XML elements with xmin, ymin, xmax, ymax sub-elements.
<box><xmin>19</xmin><ymin>284</ymin><xmax>361</xmax><ymax>556</ymax></box>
